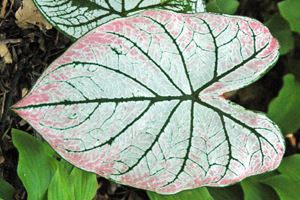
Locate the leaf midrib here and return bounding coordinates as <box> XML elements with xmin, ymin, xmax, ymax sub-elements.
<box><xmin>13</xmin><ymin>95</ymin><xmax>195</xmax><ymax>110</ymax></box>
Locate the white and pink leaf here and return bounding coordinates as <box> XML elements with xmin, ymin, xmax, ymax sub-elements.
<box><xmin>13</xmin><ymin>11</ymin><xmax>284</xmax><ymax>194</ymax></box>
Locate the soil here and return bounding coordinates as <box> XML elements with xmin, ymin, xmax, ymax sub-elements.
<box><xmin>0</xmin><ymin>0</ymin><xmax>299</xmax><ymax>199</ymax></box>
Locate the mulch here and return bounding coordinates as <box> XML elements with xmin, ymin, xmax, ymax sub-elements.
<box><xmin>0</xmin><ymin>0</ymin><xmax>299</xmax><ymax>199</ymax></box>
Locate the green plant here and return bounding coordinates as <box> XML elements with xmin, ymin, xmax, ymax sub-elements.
<box><xmin>268</xmin><ymin>74</ymin><xmax>300</xmax><ymax>134</ymax></box>
<box><xmin>206</xmin><ymin>0</ymin><xmax>239</xmax><ymax>14</ymax></box>
<box><xmin>278</xmin><ymin>0</ymin><xmax>300</xmax><ymax>34</ymax></box>
<box><xmin>0</xmin><ymin>179</ymin><xmax>15</xmax><ymax>200</ymax></box>
<box><xmin>12</xmin><ymin>129</ymin><xmax>98</xmax><ymax>200</ymax></box>
<box><xmin>265</xmin><ymin>13</ymin><xmax>294</xmax><ymax>55</ymax></box>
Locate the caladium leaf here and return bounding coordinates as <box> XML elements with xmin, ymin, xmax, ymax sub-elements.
<box><xmin>13</xmin><ymin>11</ymin><xmax>285</xmax><ymax>194</ymax></box>
<box><xmin>33</xmin><ymin>0</ymin><xmax>205</xmax><ymax>40</ymax></box>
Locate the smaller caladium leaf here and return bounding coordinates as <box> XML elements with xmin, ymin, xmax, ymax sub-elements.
<box><xmin>33</xmin><ymin>0</ymin><xmax>205</xmax><ymax>40</ymax></box>
<box><xmin>13</xmin><ymin>11</ymin><xmax>285</xmax><ymax>194</ymax></box>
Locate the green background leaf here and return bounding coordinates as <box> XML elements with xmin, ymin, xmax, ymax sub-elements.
<box><xmin>262</xmin><ymin>175</ymin><xmax>300</xmax><ymax>200</ymax></box>
<box><xmin>0</xmin><ymin>179</ymin><xmax>15</xmax><ymax>200</ymax></box>
<box><xmin>241</xmin><ymin>178</ymin><xmax>279</xmax><ymax>200</ymax></box>
<box><xmin>47</xmin><ymin>165</ymin><xmax>73</xmax><ymax>200</ymax></box>
<box><xmin>12</xmin><ymin>129</ymin><xmax>98</xmax><ymax>200</ymax></box>
<box><xmin>278</xmin><ymin>0</ymin><xmax>300</xmax><ymax>34</ymax></box>
<box><xmin>265</xmin><ymin>13</ymin><xmax>294</xmax><ymax>55</ymax></box>
<box><xmin>206</xmin><ymin>0</ymin><xmax>239</xmax><ymax>14</ymax></box>
<box><xmin>278</xmin><ymin>154</ymin><xmax>300</xmax><ymax>179</ymax></box>
<box><xmin>70</xmin><ymin>167</ymin><xmax>99</xmax><ymax>200</ymax></box>
<box><xmin>259</xmin><ymin>154</ymin><xmax>300</xmax><ymax>200</ymax></box>
<box><xmin>147</xmin><ymin>188</ymin><xmax>213</xmax><ymax>200</ymax></box>
<box><xmin>268</xmin><ymin>74</ymin><xmax>300</xmax><ymax>134</ymax></box>
<box><xmin>12</xmin><ymin>129</ymin><xmax>58</xmax><ymax>200</ymax></box>
<box><xmin>208</xmin><ymin>185</ymin><xmax>243</xmax><ymax>200</ymax></box>
<box><xmin>47</xmin><ymin>163</ymin><xmax>98</xmax><ymax>200</ymax></box>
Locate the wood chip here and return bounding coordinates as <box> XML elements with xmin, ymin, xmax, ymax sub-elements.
<box><xmin>0</xmin><ymin>147</ymin><xmax>4</xmax><ymax>165</ymax></box>
<box><xmin>223</xmin><ymin>90</ymin><xmax>237</xmax><ymax>99</ymax></box>
<box><xmin>0</xmin><ymin>44</ymin><xmax>13</xmax><ymax>64</ymax></box>
<box><xmin>0</xmin><ymin>155</ymin><xmax>4</xmax><ymax>165</ymax></box>
<box><xmin>1</xmin><ymin>0</ymin><xmax>8</xmax><ymax>17</ymax></box>
<box><xmin>286</xmin><ymin>133</ymin><xmax>296</xmax><ymax>147</ymax></box>
<box><xmin>15</xmin><ymin>0</ymin><xmax>52</xmax><ymax>30</ymax></box>
<box><xmin>21</xmin><ymin>87</ymin><xmax>29</xmax><ymax>97</ymax></box>
<box><xmin>0</xmin><ymin>38</ymin><xmax>22</xmax><ymax>45</ymax></box>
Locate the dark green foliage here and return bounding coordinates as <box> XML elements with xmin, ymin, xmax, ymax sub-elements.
<box><xmin>148</xmin><ymin>188</ymin><xmax>213</xmax><ymax>200</ymax></box>
<box><xmin>0</xmin><ymin>179</ymin><xmax>15</xmax><ymax>200</ymax></box>
<box><xmin>265</xmin><ymin>14</ymin><xmax>294</xmax><ymax>55</ymax></box>
<box><xmin>278</xmin><ymin>0</ymin><xmax>300</xmax><ymax>34</ymax></box>
<box><xmin>11</xmin><ymin>129</ymin><xmax>98</xmax><ymax>200</ymax></box>
<box><xmin>206</xmin><ymin>0</ymin><xmax>239</xmax><ymax>14</ymax></box>
<box><xmin>268</xmin><ymin>74</ymin><xmax>300</xmax><ymax>134</ymax></box>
